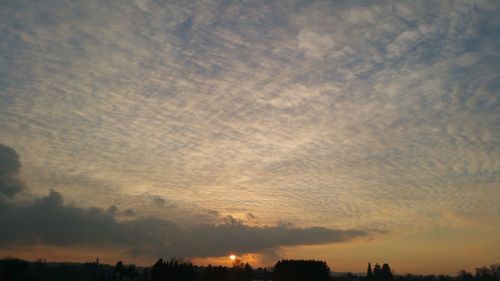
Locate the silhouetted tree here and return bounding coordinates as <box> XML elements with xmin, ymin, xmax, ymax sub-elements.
<box><xmin>254</xmin><ymin>267</ymin><xmax>271</xmax><ymax>281</ymax></box>
<box><xmin>204</xmin><ymin>265</ymin><xmax>230</xmax><ymax>281</ymax></box>
<box><xmin>374</xmin><ymin>263</ymin><xmax>383</xmax><ymax>281</ymax></box>
<box><xmin>203</xmin><ymin>262</ymin><xmax>258</xmax><ymax>281</ymax></box>
<box><xmin>367</xmin><ymin>262</ymin><xmax>374</xmax><ymax>280</ymax></box>
<box><xmin>243</xmin><ymin>263</ymin><xmax>253</xmax><ymax>281</ymax></box>
<box><xmin>111</xmin><ymin>261</ymin><xmax>124</xmax><ymax>281</ymax></box>
<box><xmin>475</xmin><ymin>265</ymin><xmax>500</xmax><ymax>281</ymax></box>
<box><xmin>151</xmin><ymin>258</ymin><xmax>164</xmax><ymax>281</ymax></box>
<box><xmin>123</xmin><ymin>264</ymin><xmax>138</xmax><ymax>280</ymax></box>
<box><xmin>458</xmin><ymin>270</ymin><xmax>474</xmax><ymax>281</ymax></box>
<box><xmin>490</xmin><ymin>264</ymin><xmax>500</xmax><ymax>281</ymax></box>
<box><xmin>142</xmin><ymin>268</ymin><xmax>150</xmax><ymax>281</ymax></box>
<box><xmin>369</xmin><ymin>262</ymin><xmax>393</xmax><ymax>281</ymax></box>
<box><xmin>273</xmin><ymin>259</ymin><xmax>330</xmax><ymax>281</ymax></box>
<box><xmin>151</xmin><ymin>257</ymin><xmax>197</xmax><ymax>281</ymax></box>
<box><xmin>0</xmin><ymin>258</ymin><xmax>29</xmax><ymax>281</ymax></box>
<box><xmin>232</xmin><ymin>258</ymin><xmax>244</xmax><ymax>269</ymax></box>
<box><xmin>382</xmin><ymin>263</ymin><xmax>394</xmax><ymax>281</ymax></box>
<box><xmin>438</xmin><ymin>274</ymin><xmax>454</xmax><ymax>281</ymax></box>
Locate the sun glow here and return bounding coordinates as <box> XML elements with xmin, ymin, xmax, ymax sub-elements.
<box><xmin>229</xmin><ymin>255</ymin><xmax>236</xmax><ymax>261</ymax></box>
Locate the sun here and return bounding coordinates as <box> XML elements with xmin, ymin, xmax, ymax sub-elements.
<box><xmin>229</xmin><ymin>254</ymin><xmax>236</xmax><ymax>261</ymax></box>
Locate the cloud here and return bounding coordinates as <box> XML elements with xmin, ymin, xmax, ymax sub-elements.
<box><xmin>297</xmin><ymin>30</ymin><xmax>334</xmax><ymax>59</ymax></box>
<box><xmin>0</xmin><ymin>144</ymin><xmax>24</xmax><ymax>197</ymax></box>
<box><xmin>0</xmin><ymin>0</ymin><xmax>498</xmax><ymax>240</ymax></box>
<box><xmin>0</xmin><ymin>143</ymin><xmax>368</xmax><ymax>258</ymax></box>
<box><xmin>123</xmin><ymin>208</ymin><xmax>136</xmax><ymax>217</ymax></box>
<box><xmin>107</xmin><ymin>205</ymin><xmax>119</xmax><ymax>216</ymax></box>
<box><xmin>152</xmin><ymin>196</ymin><xmax>166</xmax><ymax>207</ymax></box>
<box><xmin>108</xmin><ymin>205</ymin><xmax>136</xmax><ymax>217</ymax></box>
<box><xmin>0</xmin><ymin>190</ymin><xmax>367</xmax><ymax>258</ymax></box>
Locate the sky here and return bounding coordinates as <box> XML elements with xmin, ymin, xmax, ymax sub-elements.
<box><xmin>0</xmin><ymin>0</ymin><xmax>499</xmax><ymax>275</ymax></box>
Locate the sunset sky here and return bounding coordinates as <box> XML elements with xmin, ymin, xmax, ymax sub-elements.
<box><xmin>0</xmin><ymin>0</ymin><xmax>499</xmax><ymax>275</ymax></box>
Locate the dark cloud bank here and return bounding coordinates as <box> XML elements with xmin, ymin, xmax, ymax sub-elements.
<box><xmin>0</xmin><ymin>144</ymin><xmax>367</xmax><ymax>258</ymax></box>
<box><xmin>0</xmin><ymin>144</ymin><xmax>25</xmax><ymax>197</ymax></box>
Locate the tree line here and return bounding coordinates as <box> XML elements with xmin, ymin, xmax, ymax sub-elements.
<box><xmin>1</xmin><ymin>256</ymin><xmax>499</xmax><ymax>281</ymax></box>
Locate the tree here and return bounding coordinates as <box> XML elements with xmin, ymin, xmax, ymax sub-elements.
<box><xmin>123</xmin><ymin>264</ymin><xmax>138</xmax><ymax>280</ymax></box>
<box><xmin>490</xmin><ymin>264</ymin><xmax>500</xmax><ymax>281</ymax></box>
<box><xmin>273</xmin><ymin>259</ymin><xmax>330</xmax><ymax>281</ymax></box>
<box><xmin>382</xmin><ymin>263</ymin><xmax>394</xmax><ymax>281</ymax></box>
<box><xmin>374</xmin><ymin>263</ymin><xmax>382</xmax><ymax>281</ymax></box>
<box><xmin>151</xmin><ymin>257</ymin><xmax>197</xmax><ymax>281</ymax></box>
<box><xmin>151</xmin><ymin>258</ymin><xmax>164</xmax><ymax>281</ymax></box>
<box><xmin>0</xmin><ymin>258</ymin><xmax>29</xmax><ymax>281</ymax></box>
<box><xmin>458</xmin><ymin>270</ymin><xmax>474</xmax><ymax>281</ymax></box>
<box><xmin>243</xmin><ymin>263</ymin><xmax>253</xmax><ymax>281</ymax></box>
<box><xmin>367</xmin><ymin>262</ymin><xmax>373</xmax><ymax>280</ymax></box>
<box><xmin>111</xmin><ymin>261</ymin><xmax>124</xmax><ymax>281</ymax></box>
<box><xmin>232</xmin><ymin>258</ymin><xmax>244</xmax><ymax>269</ymax></box>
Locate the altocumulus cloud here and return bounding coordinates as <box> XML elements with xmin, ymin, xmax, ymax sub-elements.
<box><xmin>0</xmin><ymin>144</ymin><xmax>367</xmax><ymax>258</ymax></box>
<box><xmin>1</xmin><ymin>0</ymin><xmax>498</xmax><ymax>238</ymax></box>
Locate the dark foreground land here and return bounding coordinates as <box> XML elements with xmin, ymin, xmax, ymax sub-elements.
<box><xmin>1</xmin><ymin>257</ymin><xmax>499</xmax><ymax>281</ymax></box>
